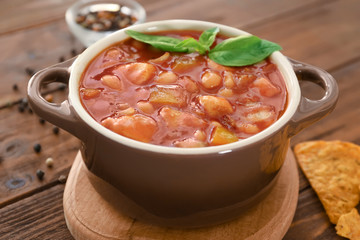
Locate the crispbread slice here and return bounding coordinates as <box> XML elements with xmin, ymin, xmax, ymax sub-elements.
<box><xmin>336</xmin><ymin>208</ymin><xmax>360</xmax><ymax>240</ymax></box>
<box><xmin>294</xmin><ymin>141</ymin><xmax>360</xmax><ymax>224</ymax></box>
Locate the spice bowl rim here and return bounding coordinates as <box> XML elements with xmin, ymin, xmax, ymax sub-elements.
<box><xmin>65</xmin><ymin>0</ymin><xmax>146</xmax><ymax>47</ymax></box>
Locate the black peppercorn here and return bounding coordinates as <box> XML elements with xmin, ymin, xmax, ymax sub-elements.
<box><xmin>33</xmin><ymin>143</ymin><xmax>42</xmax><ymax>153</ymax></box>
<box><xmin>71</xmin><ymin>49</ymin><xmax>77</xmax><ymax>57</ymax></box>
<box><xmin>25</xmin><ymin>67</ymin><xmax>35</xmax><ymax>76</ymax></box>
<box><xmin>18</xmin><ymin>105</ymin><xmax>25</xmax><ymax>113</ymax></box>
<box><xmin>36</xmin><ymin>169</ymin><xmax>45</xmax><ymax>180</ymax></box>
<box><xmin>52</xmin><ymin>127</ymin><xmax>59</xmax><ymax>135</ymax></box>
<box><xmin>12</xmin><ymin>84</ymin><xmax>18</xmax><ymax>91</ymax></box>
<box><xmin>39</xmin><ymin>118</ymin><xmax>45</xmax><ymax>124</ymax></box>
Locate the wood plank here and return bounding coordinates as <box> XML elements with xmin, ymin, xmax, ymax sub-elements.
<box><xmin>0</xmin><ymin>0</ymin><xmax>323</xmax><ymax>105</ymax></box>
<box><xmin>142</xmin><ymin>0</ymin><xmax>323</xmax><ymax>27</ymax></box>
<box><xmin>284</xmin><ymin>187</ymin><xmax>344</xmax><ymax>240</ymax></box>
<box><xmin>0</xmin><ymin>0</ymin><xmax>77</xmax><ymax>35</ymax></box>
<box><xmin>0</xmin><ymin>106</ymin><xmax>79</xmax><ymax>206</ymax></box>
<box><xmin>0</xmin><ymin>184</ymin><xmax>74</xmax><ymax>240</ymax></box>
<box><xmin>0</xmin><ymin>0</ymin><xmax>323</xmax><ymax>35</ymax></box>
<box><xmin>0</xmin><ymin>0</ymin><xmax>359</xmax><ymax>239</ymax></box>
<box><xmin>0</xmin><ymin>20</ymin><xmax>84</xmax><ymax>107</ymax></box>
<box><xmin>63</xmin><ymin>152</ymin><xmax>298</xmax><ymax>239</ymax></box>
<box><xmin>285</xmin><ymin>59</ymin><xmax>360</xmax><ymax>239</ymax></box>
<box><xmin>245</xmin><ymin>0</ymin><xmax>360</xmax><ymax>71</ymax></box>
<box><xmin>0</xmin><ymin>0</ymin><xmax>338</xmax><ymax>206</ymax></box>
<box><xmin>291</xmin><ymin>59</ymin><xmax>360</xmax><ymax>146</ymax></box>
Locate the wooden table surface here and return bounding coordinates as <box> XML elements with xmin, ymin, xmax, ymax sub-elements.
<box><xmin>1</xmin><ymin>0</ymin><xmax>359</xmax><ymax>239</ymax></box>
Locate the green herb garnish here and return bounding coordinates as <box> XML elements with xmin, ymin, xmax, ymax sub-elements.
<box><xmin>125</xmin><ymin>27</ymin><xmax>282</xmax><ymax>67</ymax></box>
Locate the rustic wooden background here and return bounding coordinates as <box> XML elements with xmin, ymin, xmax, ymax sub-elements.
<box><xmin>1</xmin><ymin>0</ymin><xmax>359</xmax><ymax>239</ymax></box>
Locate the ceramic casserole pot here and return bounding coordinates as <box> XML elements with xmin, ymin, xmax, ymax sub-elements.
<box><xmin>27</xmin><ymin>20</ymin><xmax>338</xmax><ymax>227</ymax></box>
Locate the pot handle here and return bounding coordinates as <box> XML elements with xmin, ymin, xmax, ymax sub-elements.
<box><xmin>27</xmin><ymin>58</ymin><xmax>86</xmax><ymax>140</ymax></box>
<box><xmin>288</xmin><ymin>58</ymin><xmax>339</xmax><ymax>136</ymax></box>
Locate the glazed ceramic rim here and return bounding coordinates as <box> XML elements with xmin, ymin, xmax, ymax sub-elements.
<box><xmin>69</xmin><ymin>19</ymin><xmax>300</xmax><ymax>155</ymax></box>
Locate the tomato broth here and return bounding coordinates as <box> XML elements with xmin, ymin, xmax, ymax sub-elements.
<box><xmin>79</xmin><ymin>30</ymin><xmax>287</xmax><ymax>147</ymax></box>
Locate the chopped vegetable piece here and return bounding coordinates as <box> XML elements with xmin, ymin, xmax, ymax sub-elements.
<box><xmin>210</xmin><ymin>126</ymin><xmax>238</xmax><ymax>146</ymax></box>
<box><xmin>223</xmin><ymin>71</ymin><xmax>235</xmax><ymax>88</ymax></box>
<box><xmin>149</xmin><ymin>85</ymin><xmax>187</xmax><ymax>107</ymax></box>
<box><xmin>81</xmin><ymin>88</ymin><xmax>101</xmax><ymax>99</ymax></box>
<box><xmin>174</xmin><ymin>138</ymin><xmax>207</xmax><ymax>148</ymax></box>
<box><xmin>116</xmin><ymin>62</ymin><xmax>156</xmax><ymax>85</ymax></box>
<box><xmin>198</xmin><ymin>95</ymin><xmax>233</xmax><ymax>118</ymax></box>
<box><xmin>101</xmin><ymin>75</ymin><xmax>123</xmax><ymax>90</ymax></box>
<box><xmin>178</xmin><ymin>76</ymin><xmax>199</xmax><ymax>93</ymax></box>
<box><xmin>252</xmin><ymin>77</ymin><xmax>280</xmax><ymax>97</ymax></box>
<box><xmin>236</xmin><ymin>74</ymin><xmax>256</xmax><ymax>88</ymax></box>
<box><xmin>156</xmin><ymin>71</ymin><xmax>178</xmax><ymax>84</ymax></box>
<box><xmin>159</xmin><ymin>107</ymin><xmax>207</xmax><ymax>128</ymax></box>
<box><xmin>101</xmin><ymin>114</ymin><xmax>157</xmax><ymax>143</ymax></box>
<box><xmin>245</xmin><ymin>106</ymin><xmax>276</xmax><ymax>127</ymax></box>
<box><xmin>236</xmin><ymin>122</ymin><xmax>260</xmax><ymax>134</ymax></box>
<box><xmin>137</xmin><ymin>101</ymin><xmax>155</xmax><ymax>114</ymax></box>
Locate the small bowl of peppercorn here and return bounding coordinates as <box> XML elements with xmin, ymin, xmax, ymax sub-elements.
<box><xmin>66</xmin><ymin>0</ymin><xmax>146</xmax><ymax>47</ymax></box>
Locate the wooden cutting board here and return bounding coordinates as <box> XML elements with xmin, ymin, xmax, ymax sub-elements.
<box><xmin>64</xmin><ymin>150</ymin><xmax>299</xmax><ymax>240</ymax></box>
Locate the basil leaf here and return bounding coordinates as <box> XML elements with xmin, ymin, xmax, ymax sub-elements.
<box><xmin>209</xmin><ymin>35</ymin><xmax>282</xmax><ymax>66</ymax></box>
<box><xmin>125</xmin><ymin>30</ymin><xmax>188</xmax><ymax>52</ymax></box>
<box><xmin>199</xmin><ymin>27</ymin><xmax>219</xmax><ymax>51</ymax></box>
<box><xmin>175</xmin><ymin>38</ymin><xmax>207</xmax><ymax>54</ymax></box>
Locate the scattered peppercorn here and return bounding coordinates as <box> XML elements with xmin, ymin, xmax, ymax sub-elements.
<box><xmin>36</xmin><ymin>169</ymin><xmax>45</xmax><ymax>180</ymax></box>
<box><xmin>25</xmin><ymin>67</ymin><xmax>35</xmax><ymax>76</ymax></box>
<box><xmin>28</xmin><ymin>107</ymin><xmax>33</xmax><ymax>114</ymax></box>
<box><xmin>52</xmin><ymin>127</ymin><xmax>60</xmax><ymax>135</ymax></box>
<box><xmin>39</xmin><ymin>118</ymin><xmax>46</xmax><ymax>124</ymax></box>
<box><xmin>45</xmin><ymin>157</ymin><xmax>54</xmax><ymax>168</ymax></box>
<box><xmin>17</xmin><ymin>98</ymin><xmax>29</xmax><ymax>113</ymax></box>
<box><xmin>12</xmin><ymin>84</ymin><xmax>18</xmax><ymax>91</ymax></box>
<box><xmin>33</xmin><ymin>143</ymin><xmax>42</xmax><ymax>153</ymax></box>
<box><xmin>58</xmin><ymin>175</ymin><xmax>67</xmax><ymax>184</ymax></box>
<box><xmin>21</xmin><ymin>98</ymin><xmax>28</xmax><ymax>106</ymax></box>
<box><xmin>59</xmin><ymin>56</ymin><xmax>65</xmax><ymax>62</ymax></box>
<box><xmin>71</xmin><ymin>49</ymin><xmax>77</xmax><ymax>57</ymax></box>
<box><xmin>18</xmin><ymin>105</ymin><xmax>25</xmax><ymax>113</ymax></box>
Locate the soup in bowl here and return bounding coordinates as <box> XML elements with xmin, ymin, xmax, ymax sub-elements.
<box><xmin>27</xmin><ymin>20</ymin><xmax>338</xmax><ymax>227</ymax></box>
<box><xmin>79</xmin><ymin>29</ymin><xmax>287</xmax><ymax>147</ymax></box>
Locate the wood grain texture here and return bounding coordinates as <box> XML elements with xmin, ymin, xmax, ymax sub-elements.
<box><xmin>291</xmin><ymin>59</ymin><xmax>360</xmax><ymax>146</ymax></box>
<box><xmin>140</xmin><ymin>0</ymin><xmax>323</xmax><ymax>27</ymax></box>
<box><xmin>246</xmin><ymin>0</ymin><xmax>360</xmax><ymax>72</ymax></box>
<box><xmin>0</xmin><ymin>0</ymin><xmax>77</xmax><ymax>35</ymax></box>
<box><xmin>0</xmin><ymin>0</ymin><xmax>359</xmax><ymax>239</ymax></box>
<box><xmin>0</xmin><ymin>106</ymin><xmax>79</xmax><ymax>206</ymax></box>
<box><xmin>64</xmin><ymin>151</ymin><xmax>298</xmax><ymax>240</ymax></box>
<box><xmin>0</xmin><ymin>184</ymin><xmax>73</xmax><ymax>240</ymax></box>
<box><xmin>0</xmin><ymin>21</ymin><xmax>83</xmax><ymax>107</ymax></box>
